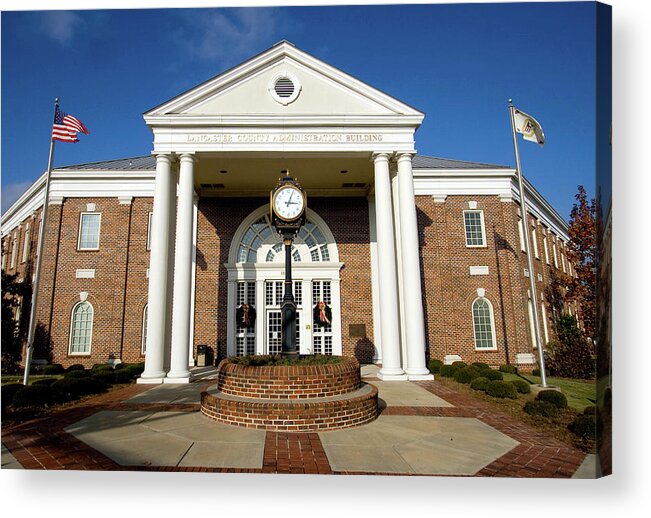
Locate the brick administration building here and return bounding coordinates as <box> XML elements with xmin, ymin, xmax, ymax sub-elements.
<box><xmin>1</xmin><ymin>42</ymin><xmax>576</xmax><ymax>382</ymax></box>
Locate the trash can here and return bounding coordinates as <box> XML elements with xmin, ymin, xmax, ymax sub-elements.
<box><xmin>197</xmin><ymin>345</ymin><xmax>207</xmax><ymax>367</ymax></box>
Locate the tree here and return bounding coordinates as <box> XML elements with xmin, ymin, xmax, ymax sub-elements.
<box><xmin>545</xmin><ymin>314</ymin><xmax>595</xmax><ymax>379</ymax></box>
<box><xmin>1</xmin><ymin>271</ymin><xmax>29</xmax><ymax>373</ymax></box>
<box><xmin>565</xmin><ymin>185</ymin><xmax>597</xmax><ymax>341</ymax></box>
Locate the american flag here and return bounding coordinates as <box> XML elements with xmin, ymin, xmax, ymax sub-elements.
<box><xmin>52</xmin><ymin>105</ymin><xmax>89</xmax><ymax>143</ymax></box>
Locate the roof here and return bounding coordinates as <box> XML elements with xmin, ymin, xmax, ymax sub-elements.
<box><xmin>53</xmin><ymin>154</ymin><xmax>511</xmax><ymax>172</ymax></box>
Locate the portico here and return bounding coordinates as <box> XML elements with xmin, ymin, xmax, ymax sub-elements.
<box><xmin>138</xmin><ymin>40</ymin><xmax>432</xmax><ymax>384</ymax></box>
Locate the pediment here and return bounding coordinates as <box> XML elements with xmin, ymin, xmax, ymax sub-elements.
<box><xmin>144</xmin><ymin>41</ymin><xmax>423</xmax><ymax>121</ymax></box>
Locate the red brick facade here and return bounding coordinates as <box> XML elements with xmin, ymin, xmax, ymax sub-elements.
<box><xmin>2</xmin><ymin>190</ymin><xmax>572</xmax><ymax>370</ymax></box>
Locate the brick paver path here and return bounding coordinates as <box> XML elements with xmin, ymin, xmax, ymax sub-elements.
<box><xmin>2</xmin><ymin>379</ymin><xmax>586</xmax><ymax>477</ymax></box>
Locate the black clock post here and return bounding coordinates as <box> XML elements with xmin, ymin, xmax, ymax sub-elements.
<box><xmin>270</xmin><ymin>173</ymin><xmax>307</xmax><ymax>358</ymax></box>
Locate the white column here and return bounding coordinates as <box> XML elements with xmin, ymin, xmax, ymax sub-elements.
<box><xmin>167</xmin><ymin>153</ymin><xmax>195</xmax><ymax>382</ymax></box>
<box><xmin>367</xmin><ymin>197</ymin><xmax>382</xmax><ymax>363</ymax></box>
<box><xmin>396</xmin><ymin>153</ymin><xmax>432</xmax><ymax>379</ymax></box>
<box><xmin>139</xmin><ymin>154</ymin><xmax>175</xmax><ymax>383</ymax></box>
<box><xmin>373</xmin><ymin>153</ymin><xmax>407</xmax><ymax>380</ymax></box>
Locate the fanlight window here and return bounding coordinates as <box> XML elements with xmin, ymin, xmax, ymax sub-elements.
<box><xmin>69</xmin><ymin>301</ymin><xmax>94</xmax><ymax>354</ymax></box>
<box><xmin>236</xmin><ymin>216</ymin><xmax>331</xmax><ymax>264</ymax></box>
<box><xmin>472</xmin><ymin>298</ymin><xmax>496</xmax><ymax>350</ymax></box>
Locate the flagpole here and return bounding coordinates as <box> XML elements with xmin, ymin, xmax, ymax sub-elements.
<box><xmin>22</xmin><ymin>98</ymin><xmax>59</xmax><ymax>385</ymax></box>
<box><xmin>508</xmin><ymin>99</ymin><xmax>548</xmax><ymax>388</ymax></box>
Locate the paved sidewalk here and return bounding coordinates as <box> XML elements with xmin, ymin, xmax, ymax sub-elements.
<box><xmin>1</xmin><ymin>366</ymin><xmax>589</xmax><ymax>477</ymax></box>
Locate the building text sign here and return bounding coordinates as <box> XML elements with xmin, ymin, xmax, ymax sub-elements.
<box><xmin>187</xmin><ymin>133</ymin><xmax>384</xmax><ymax>144</ymax></box>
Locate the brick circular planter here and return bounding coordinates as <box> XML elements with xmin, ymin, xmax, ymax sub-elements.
<box><xmin>201</xmin><ymin>357</ymin><xmax>379</xmax><ymax>431</ymax></box>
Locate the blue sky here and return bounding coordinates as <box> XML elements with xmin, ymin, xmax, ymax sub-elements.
<box><xmin>1</xmin><ymin>2</ymin><xmax>599</xmax><ymax>219</ymax></box>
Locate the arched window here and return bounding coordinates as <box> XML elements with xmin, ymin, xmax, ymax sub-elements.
<box><xmin>141</xmin><ymin>304</ymin><xmax>148</xmax><ymax>354</ymax></box>
<box><xmin>69</xmin><ymin>301</ymin><xmax>94</xmax><ymax>354</ymax></box>
<box><xmin>528</xmin><ymin>299</ymin><xmax>538</xmax><ymax>349</ymax></box>
<box><xmin>472</xmin><ymin>297</ymin><xmax>496</xmax><ymax>350</ymax></box>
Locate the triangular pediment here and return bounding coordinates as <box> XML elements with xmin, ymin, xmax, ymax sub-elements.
<box><xmin>144</xmin><ymin>41</ymin><xmax>423</xmax><ymax>120</ymax></box>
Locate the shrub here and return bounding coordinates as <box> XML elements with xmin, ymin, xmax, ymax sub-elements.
<box><xmin>125</xmin><ymin>363</ymin><xmax>145</xmax><ymax>376</ymax></box>
<box><xmin>509</xmin><ymin>379</ymin><xmax>531</xmax><ymax>394</ymax></box>
<box><xmin>438</xmin><ymin>365</ymin><xmax>456</xmax><ymax>377</ymax></box>
<box><xmin>66</xmin><ymin>364</ymin><xmax>86</xmax><ymax>372</ymax></box>
<box><xmin>482</xmin><ymin>369</ymin><xmax>503</xmax><ymax>381</ymax></box>
<box><xmin>114</xmin><ymin>362</ymin><xmax>126</xmax><ymax>370</ymax></box>
<box><xmin>536</xmin><ymin>389</ymin><xmax>568</xmax><ymax>409</ymax></box>
<box><xmin>12</xmin><ymin>385</ymin><xmax>52</xmax><ymax>408</ymax></box>
<box><xmin>113</xmin><ymin>368</ymin><xmax>137</xmax><ymax>383</ymax></box>
<box><xmin>2</xmin><ymin>383</ymin><xmax>24</xmax><ymax>408</ymax></box>
<box><xmin>471</xmin><ymin>362</ymin><xmax>490</xmax><ymax>371</ymax></box>
<box><xmin>453</xmin><ymin>366</ymin><xmax>481</xmax><ymax>384</ymax></box>
<box><xmin>43</xmin><ymin>363</ymin><xmax>65</xmax><ymax>375</ymax></box>
<box><xmin>499</xmin><ymin>364</ymin><xmax>517</xmax><ymax>374</ymax></box>
<box><xmin>64</xmin><ymin>369</ymin><xmax>91</xmax><ymax>379</ymax></box>
<box><xmin>51</xmin><ymin>377</ymin><xmax>105</xmax><ymax>402</ymax></box>
<box><xmin>524</xmin><ymin>400</ymin><xmax>559</xmax><ymax>417</ymax></box>
<box><xmin>92</xmin><ymin>363</ymin><xmax>113</xmax><ymax>372</ymax></box>
<box><xmin>568</xmin><ymin>414</ymin><xmax>597</xmax><ymax>439</ymax></box>
<box><xmin>485</xmin><ymin>380</ymin><xmax>518</xmax><ymax>399</ymax></box>
<box><xmin>428</xmin><ymin>359</ymin><xmax>443</xmax><ymax>374</ymax></box>
<box><xmin>545</xmin><ymin>315</ymin><xmax>595</xmax><ymax>379</ymax></box>
<box><xmin>583</xmin><ymin>405</ymin><xmax>597</xmax><ymax>416</ymax></box>
<box><xmin>32</xmin><ymin>378</ymin><xmax>58</xmax><ymax>387</ymax></box>
<box><xmin>532</xmin><ymin>368</ymin><xmax>541</xmax><ymax>376</ymax></box>
<box><xmin>470</xmin><ymin>376</ymin><xmax>490</xmax><ymax>391</ymax></box>
<box><xmin>450</xmin><ymin>361</ymin><xmax>467</xmax><ymax>371</ymax></box>
<box><xmin>91</xmin><ymin>370</ymin><xmax>115</xmax><ymax>386</ymax></box>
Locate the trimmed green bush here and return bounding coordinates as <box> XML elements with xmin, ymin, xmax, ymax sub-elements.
<box><xmin>471</xmin><ymin>362</ymin><xmax>490</xmax><ymax>371</ymax></box>
<box><xmin>499</xmin><ymin>364</ymin><xmax>517</xmax><ymax>374</ymax></box>
<box><xmin>438</xmin><ymin>365</ymin><xmax>456</xmax><ymax>377</ymax></box>
<box><xmin>428</xmin><ymin>359</ymin><xmax>443</xmax><ymax>374</ymax></box>
<box><xmin>536</xmin><ymin>389</ymin><xmax>568</xmax><ymax>409</ymax></box>
<box><xmin>524</xmin><ymin>400</ymin><xmax>559</xmax><ymax>417</ymax></box>
<box><xmin>64</xmin><ymin>369</ymin><xmax>91</xmax><ymax>379</ymax></box>
<box><xmin>470</xmin><ymin>376</ymin><xmax>490</xmax><ymax>391</ymax></box>
<box><xmin>450</xmin><ymin>361</ymin><xmax>467</xmax><ymax>371</ymax></box>
<box><xmin>43</xmin><ymin>363</ymin><xmax>65</xmax><ymax>375</ymax></box>
<box><xmin>51</xmin><ymin>377</ymin><xmax>105</xmax><ymax>402</ymax></box>
<box><xmin>12</xmin><ymin>385</ymin><xmax>52</xmax><ymax>408</ymax></box>
<box><xmin>66</xmin><ymin>364</ymin><xmax>86</xmax><ymax>372</ymax></box>
<box><xmin>453</xmin><ymin>365</ymin><xmax>481</xmax><ymax>384</ymax></box>
<box><xmin>568</xmin><ymin>414</ymin><xmax>596</xmax><ymax>439</ymax></box>
<box><xmin>485</xmin><ymin>380</ymin><xmax>518</xmax><ymax>399</ymax></box>
<box><xmin>91</xmin><ymin>370</ymin><xmax>115</xmax><ymax>386</ymax></box>
<box><xmin>509</xmin><ymin>379</ymin><xmax>531</xmax><ymax>394</ymax></box>
<box><xmin>32</xmin><ymin>378</ymin><xmax>58</xmax><ymax>387</ymax></box>
<box><xmin>92</xmin><ymin>363</ymin><xmax>113</xmax><ymax>372</ymax></box>
<box><xmin>482</xmin><ymin>369</ymin><xmax>503</xmax><ymax>381</ymax></box>
<box><xmin>113</xmin><ymin>368</ymin><xmax>136</xmax><ymax>383</ymax></box>
<box><xmin>583</xmin><ymin>405</ymin><xmax>597</xmax><ymax>416</ymax></box>
<box><xmin>532</xmin><ymin>368</ymin><xmax>541</xmax><ymax>376</ymax></box>
<box><xmin>2</xmin><ymin>383</ymin><xmax>24</xmax><ymax>408</ymax></box>
<box><xmin>114</xmin><ymin>362</ymin><xmax>126</xmax><ymax>370</ymax></box>
<box><xmin>127</xmin><ymin>363</ymin><xmax>145</xmax><ymax>376</ymax></box>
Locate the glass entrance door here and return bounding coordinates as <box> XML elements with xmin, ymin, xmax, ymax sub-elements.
<box><xmin>264</xmin><ymin>280</ymin><xmax>302</xmax><ymax>355</ymax></box>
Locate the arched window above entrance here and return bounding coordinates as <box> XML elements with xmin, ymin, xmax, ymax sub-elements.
<box><xmin>231</xmin><ymin>207</ymin><xmax>338</xmax><ymax>265</ymax></box>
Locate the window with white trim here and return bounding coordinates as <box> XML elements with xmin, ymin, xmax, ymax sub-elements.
<box><xmin>552</xmin><ymin>237</ymin><xmax>559</xmax><ymax>268</ymax></box>
<box><xmin>561</xmin><ymin>249</ymin><xmax>566</xmax><ymax>272</ymax></box>
<box><xmin>146</xmin><ymin>212</ymin><xmax>153</xmax><ymax>250</ymax></box>
<box><xmin>472</xmin><ymin>297</ymin><xmax>496</xmax><ymax>349</ymax></box>
<box><xmin>69</xmin><ymin>301</ymin><xmax>94</xmax><ymax>354</ymax></box>
<box><xmin>78</xmin><ymin>213</ymin><xmax>101</xmax><ymax>250</ymax></box>
<box><xmin>236</xmin><ymin>281</ymin><xmax>256</xmax><ymax>356</ymax></box>
<box><xmin>463</xmin><ymin>210</ymin><xmax>486</xmax><ymax>247</ymax></box>
<box><xmin>540</xmin><ymin>301</ymin><xmax>549</xmax><ymax>344</ymax></box>
<box><xmin>543</xmin><ymin>234</ymin><xmax>550</xmax><ymax>264</ymax></box>
<box><xmin>10</xmin><ymin>232</ymin><xmax>18</xmax><ymax>268</ymax></box>
<box><xmin>2</xmin><ymin>241</ymin><xmax>7</xmax><ymax>271</ymax></box>
<box><xmin>141</xmin><ymin>304</ymin><xmax>148</xmax><ymax>354</ymax></box>
<box><xmin>527</xmin><ymin>300</ymin><xmax>538</xmax><ymax>349</ymax></box>
<box><xmin>518</xmin><ymin>218</ymin><xmax>526</xmax><ymax>252</ymax></box>
<box><xmin>531</xmin><ymin>225</ymin><xmax>539</xmax><ymax>259</ymax></box>
<box><xmin>22</xmin><ymin>224</ymin><xmax>31</xmax><ymax>263</ymax></box>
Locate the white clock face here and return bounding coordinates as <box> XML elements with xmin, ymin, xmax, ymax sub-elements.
<box><xmin>273</xmin><ymin>186</ymin><xmax>304</xmax><ymax>221</ymax></box>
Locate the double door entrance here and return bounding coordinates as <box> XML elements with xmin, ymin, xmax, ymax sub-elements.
<box><xmin>234</xmin><ymin>279</ymin><xmax>334</xmax><ymax>356</ymax></box>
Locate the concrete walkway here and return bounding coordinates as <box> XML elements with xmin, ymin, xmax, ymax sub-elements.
<box><xmin>1</xmin><ymin>365</ymin><xmax>590</xmax><ymax>477</ymax></box>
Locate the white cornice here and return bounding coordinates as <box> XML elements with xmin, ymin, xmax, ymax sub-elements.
<box><xmin>143</xmin><ymin>114</ymin><xmax>425</xmax><ymax>127</ymax></box>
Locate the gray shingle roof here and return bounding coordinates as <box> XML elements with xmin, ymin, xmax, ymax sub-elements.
<box><xmin>54</xmin><ymin>154</ymin><xmax>511</xmax><ymax>172</ymax></box>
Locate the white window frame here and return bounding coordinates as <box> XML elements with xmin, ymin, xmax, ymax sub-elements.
<box><xmin>552</xmin><ymin>237</ymin><xmax>559</xmax><ymax>268</ymax></box>
<box><xmin>21</xmin><ymin>224</ymin><xmax>31</xmax><ymax>263</ymax></box>
<box><xmin>146</xmin><ymin>212</ymin><xmax>153</xmax><ymax>251</ymax></box>
<box><xmin>141</xmin><ymin>304</ymin><xmax>148</xmax><ymax>354</ymax></box>
<box><xmin>68</xmin><ymin>300</ymin><xmax>94</xmax><ymax>356</ymax></box>
<box><xmin>2</xmin><ymin>242</ymin><xmax>7</xmax><ymax>271</ymax></box>
<box><xmin>10</xmin><ymin>232</ymin><xmax>18</xmax><ymax>268</ymax></box>
<box><xmin>543</xmin><ymin>235</ymin><xmax>550</xmax><ymax>264</ymax></box>
<box><xmin>531</xmin><ymin>224</ymin><xmax>539</xmax><ymax>259</ymax></box>
<box><xmin>540</xmin><ymin>301</ymin><xmax>549</xmax><ymax>344</ymax></box>
<box><xmin>517</xmin><ymin>218</ymin><xmax>526</xmax><ymax>252</ymax></box>
<box><xmin>77</xmin><ymin>212</ymin><xmax>102</xmax><ymax>251</ymax></box>
<box><xmin>463</xmin><ymin>210</ymin><xmax>487</xmax><ymax>248</ymax></box>
<box><xmin>527</xmin><ymin>299</ymin><xmax>538</xmax><ymax>349</ymax></box>
<box><xmin>472</xmin><ymin>297</ymin><xmax>497</xmax><ymax>351</ymax></box>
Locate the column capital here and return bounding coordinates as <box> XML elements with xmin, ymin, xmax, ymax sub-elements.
<box><xmin>152</xmin><ymin>152</ymin><xmax>172</xmax><ymax>164</ymax></box>
<box><xmin>371</xmin><ymin>152</ymin><xmax>391</xmax><ymax>164</ymax></box>
<box><xmin>394</xmin><ymin>151</ymin><xmax>416</xmax><ymax>163</ymax></box>
<box><xmin>178</xmin><ymin>152</ymin><xmax>197</xmax><ymax>163</ymax></box>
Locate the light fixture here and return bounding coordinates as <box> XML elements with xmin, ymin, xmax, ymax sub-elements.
<box><xmin>340</xmin><ymin>170</ymin><xmax>348</xmax><ymax>174</ymax></box>
<box><xmin>220</xmin><ymin>170</ymin><xmax>227</xmax><ymax>174</ymax></box>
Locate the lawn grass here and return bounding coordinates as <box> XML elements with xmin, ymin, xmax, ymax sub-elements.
<box><xmin>501</xmin><ymin>372</ymin><xmax>596</xmax><ymax>412</ymax></box>
<box><xmin>1</xmin><ymin>374</ymin><xmax>64</xmax><ymax>386</ymax></box>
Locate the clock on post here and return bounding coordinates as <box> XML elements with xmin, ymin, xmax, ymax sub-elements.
<box><xmin>270</xmin><ymin>173</ymin><xmax>307</xmax><ymax>358</ymax></box>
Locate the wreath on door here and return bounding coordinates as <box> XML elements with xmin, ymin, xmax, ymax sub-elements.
<box><xmin>236</xmin><ymin>303</ymin><xmax>256</xmax><ymax>330</ymax></box>
<box><xmin>313</xmin><ymin>301</ymin><xmax>332</xmax><ymax>328</ymax></box>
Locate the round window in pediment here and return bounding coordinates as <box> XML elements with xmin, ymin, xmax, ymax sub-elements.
<box><xmin>269</xmin><ymin>72</ymin><xmax>301</xmax><ymax>105</ymax></box>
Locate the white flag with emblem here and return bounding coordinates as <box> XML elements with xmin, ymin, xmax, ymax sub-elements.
<box><xmin>513</xmin><ymin>108</ymin><xmax>545</xmax><ymax>147</ymax></box>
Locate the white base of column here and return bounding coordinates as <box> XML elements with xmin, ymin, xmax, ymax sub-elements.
<box><xmin>407</xmin><ymin>373</ymin><xmax>434</xmax><ymax>381</ymax></box>
<box><xmin>377</xmin><ymin>371</ymin><xmax>409</xmax><ymax>381</ymax></box>
<box><xmin>163</xmin><ymin>375</ymin><xmax>191</xmax><ymax>384</ymax></box>
<box><xmin>137</xmin><ymin>376</ymin><xmax>166</xmax><ymax>384</ymax></box>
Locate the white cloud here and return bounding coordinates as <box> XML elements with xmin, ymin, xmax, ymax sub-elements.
<box><xmin>39</xmin><ymin>11</ymin><xmax>85</xmax><ymax>46</ymax></box>
<box><xmin>182</xmin><ymin>8</ymin><xmax>282</xmax><ymax>65</ymax></box>
<box><xmin>1</xmin><ymin>181</ymin><xmax>33</xmax><ymax>214</ymax></box>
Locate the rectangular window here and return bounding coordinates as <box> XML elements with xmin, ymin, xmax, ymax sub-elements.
<box><xmin>561</xmin><ymin>252</ymin><xmax>566</xmax><ymax>272</ymax></box>
<box><xmin>552</xmin><ymin>238</ymin><xmax>559</xmax><ymax>268</ymax></box>
<box><xmin>531</xmin><ymin>225</ymin><xmax>539</xmax><ymax>259</ymax></box>
<box><xmin>463</xmin><ymin>210</ymin><xmax>486</xmax><ymax>247</ymax></box>
<box><xmin>543</xmin><ymin>235</ymin><xmax>550</xmax><ymax>264</ymax></box>
<box><xmin>236</xmin><ymin>281</ymin><xmax>256</xmax><ymax>356</ymax></box>
<box><xmin>78</xmin><ymin>213</ymin><xmax>101</xmax><ymax>250</ymax></box>
<box><xmin>147</xmin><ymin>212</ymin><xmax>153</xmax><ymax>250</ymax></box>
<box><xmin>10</xmin><ymin>233</ymin><xmax>18</xmax><ymax>268</ymax></box>
<box><xmin>518</xmin><ymin>219</ymin><xmax>526</xmax><ymax>252</ymax></box>
<box><xmin>22</xmin><ymin>224</ymin><xmax>31</xmax><ymax>263</ymax></box>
